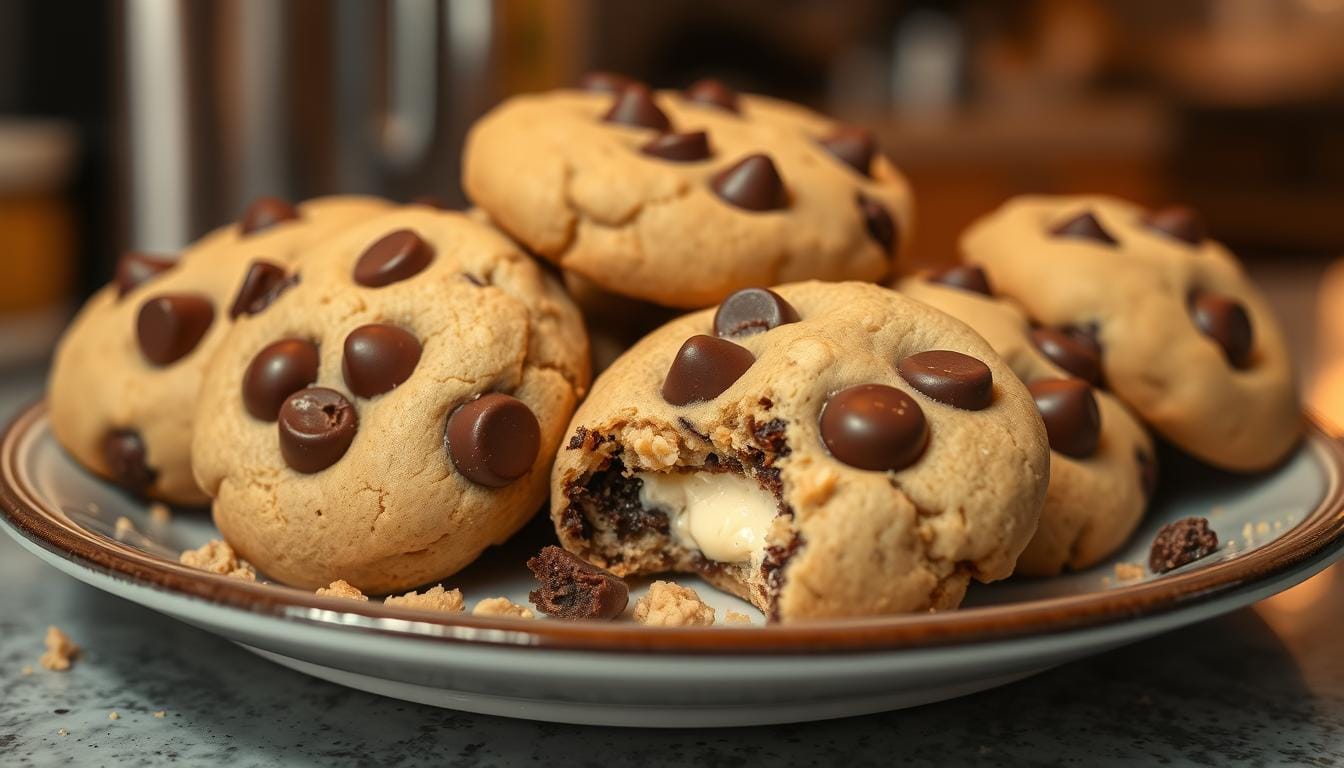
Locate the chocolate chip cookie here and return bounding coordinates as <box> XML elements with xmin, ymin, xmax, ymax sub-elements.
<box><xmin>960</xmin><ymin>195</ymin><xmax>1299</xmax><ymax>472</ymax></box>
<box><xmin>551</xmin><ymin>281</ymin><xmax>1049</xmax><ymax>621</ymax></box>
<box><xmin>901</xmin><ymin>272</ymin><xmax>1156</xmax><ymax>575</ymax></box>
<box><xmin>48</xmin><ymin>196</ymin><xmax>391</xmax><ymax>503</ymax></box>
<box><xmin>463</xmin><ymin>77</ymin><xmax>912</xmax><ymax>309</ymax></box>
<box><xmin>191</xmin><ymin>207</ymin><xmax>590</xmax><ymax>593</ymax></box>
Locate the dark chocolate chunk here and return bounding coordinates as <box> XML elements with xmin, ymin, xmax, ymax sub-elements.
<box><xmin>115</xmin><ymin>252</ymin><xmax>175</xmax><ymax>298</ymax></box>
<box><xmin>713</xmin><ymin>288</ymin><xmax>799</xmax><ymax>338</ymax></box>
<box><xmin>661</xmin><ymin>335</ymin><xmax>755</xmax><ymax>406</ymax></box>
<box><xmin>1137</xmin><ymin>450</ymin><xmax>1158</xmax><ymax>501</ymax></box>
<box><xmin>526</xmin><ymin>545</ymin><xmax>629</xmax><ymax>620</ymax></box>
<box><xmin>684</xmin><ymin>78</ymin><xmax>739</xmax><ymax>113</ymax></box>
<box><xmin>858</xmin><ymin>193</ymin><xmax>897</xmax><ymax>255</ymax></box>
<box><xmin>602</xmin><ymin>84</ymin><xmax>671</xmax><ymax>131</ymax></box>
<box><xmin>277</xmin><ymin>387</ymin><xmax>358</xmax><ymax>473</ymax></box>
<box><xmin>136</xmin><ymin>294</ymin><xmax>215</xmax><ymax>366</ymax></box>
<box><xmin>1031</xmin><ymin>326</ymin><xmax>1103</xmax><ymax>385</ymax></box>
<box><xmin>579</xmin><ymin>71</ymin><xmax>633</xmax><ymax>94</ymax></box>
<box><xmin>711</xmin><ymin>154</ymin><xmax>787</xmax><ymax>212</ymax></box>
<box><xmin>1149</xmin><ymin>516</ymin><xmax>1218</xmax><ymax>574</ymax></box>
<box><xmin>229</xmin><ymin>260</ymin><xmax>291</xmax><ymax>318</ymax></box>
<box><xmin>243</xmin><ymin>339</ymin><xmax>320</xmax><ymax>421</ymax></box>
<box><xmin>1189</xmin><ymin>291</ymin><xmax>1253</xmax><ymax>369</ymax></box>
<box><xmin>819</xmin><ymin>384</ymin><xmax>928</xmax><ymax>472</ymax></box>
<box><xmin>445</xmin><ymin>393</ymin><xmax>541</xmax><ymax>487</ymax></box>
<box><xmin>101</xmin><ymin>429</ymin><xmax>156</xmax><ymax>494</ymax></box>
<box><xmin>567</xmin><ymin>459</ymin><xmax>667</xmax><ymax>540</ymax></box>
<box><xmin>1050</xmin><ymin>211</ymin><xmax>1117</xmax><ymax>246</ymax></box>
<box><xmin>819</xmin><ymin>125</ymin><xmax>876</xmax><ymax>176</ymax></box>
<box><xmin>354</xmin><ymin>229</ymin><xmax>434</xmax><ymax>288</ymax></box>
<box><xmin>640</xmin><ymin>131</ymin><xmax>711</xmax><ymax>162</ymax></box>
<box><xmin>898</xmin><ymin>350</ymin><xmax>993</xmax><ymax>410</ymax></box>
<box><xmin>239</xmin><ymin>196</ymin><xmax>299</xmax><ymax>235</ymax></box>
<box><xmin>929</xmin><ymin>265</ymin><xmax>993</xmax><ymax>296</ymax></box>
<box><xmin>1142</xmin><ymin>205</ymin><xmax>1205</xmax><ymax>245</ymax></box>
<box><xmin>1029</xmin><ymin>378</ymin><xmax>1101</xmax><ymax>458</ymax></box>
<box><xmin>341</xmin><ymin>324</ymin><xmax>421</xmax><ymax>398</ymax></box>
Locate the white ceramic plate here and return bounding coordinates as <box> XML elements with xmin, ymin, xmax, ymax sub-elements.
<box><xmin>3</xmin><ymin>403</ymin><xmax>1342</xmax><ymax>727</ymax></box>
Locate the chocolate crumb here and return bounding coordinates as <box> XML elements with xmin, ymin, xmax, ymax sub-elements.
<box><xmin>527</xmin><ymin>546</ymin><xmax>629</xmax><ymax>620</ymax></box>
<box><xmin>568</xmin><ymin>460</ymin><xmax>667</xmax><ymax>539</ymax></box>
<box><xmin>566</xmin><ymin>427</ymin><xmax>589</xmax><ymax>450</ymax></box>
<box><xmin>1149</xmin><ymin>517</ymin><xmax>1218</xmax><ymax>573</ymax></box>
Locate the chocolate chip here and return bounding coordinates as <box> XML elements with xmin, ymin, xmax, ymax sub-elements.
<box><xmin>819</xmin><ymin>125</ymin><xmax>875</xmax><ymax>176</ymax></box>
<box><xmin>526</xmin><ymin>545</ymin><xmax>629</xmax><ymax>620</ymax></box>
<box><xmin>929</xmin><ymin>265</ymin><xmax>993</xmax><ymax>296</ymax></box>
<box><xmin>713</xmin><ymin>288</ymin><xmax>799</xmax><ymax>338</ymax></box>
<box><xmin>354</xmin><ymin>229</ymin><xmax>434</xmax><ymax>288</ymax></box>
<box><xmin>101</xmin><ymin>429</ymin><xmax>156</xmax><ymax>494</ymax></box>
<box><xmin>684</xmin><ymin>78</ymin><xmax>739</xmax><ymax>113</ymax></box>
<box><xmin>341</xmin><ymin>324</ymin><xmax>421</xmax><ymax>398</ymax></box>
<box><xmin>1050</xmin><ymin>211</ymin><xmax>1117</xmax><ymax>246</ymax></box>
<box><xmin>819</xmin><ymin>384</ymin><xmax>928</xmax><ymax>472</ymax></box>
<box><xmin>602</xmin><ymin>83</ymin><xmax>671</xmax><ymax>131</ymax></box>
<box><xmin>229</xmin><ymin>260</ymin><xmax>291</xmax><ymax>319</ymax></box>
<box><xmin>1031</xmin><ymin>326</ymin><xmax>1102</xmax><ymax>385</ymax></box>
<box><xmin>445</xmin><ymin>393</ymin><xmax>541</xmax><ymax>487</ymax></box>
<box><xmin>1149</xmin><ymin>516</ymin><xmax>1218</xmax><ymax>574</ymax></box>
<box><xmin>114</xmin><ymin>252</ymin><xmax>175</xmax><ymax>298</ymax></box>
<box><xmin>641</xmin><ymin>131</ymin><xmax>711</xmax><ymax>162</ymax></box>
<box><xmin>661</xmin><ymin>335</ymin><xmax>755</xmax><ymax>406</ymax></box>
<box><xmin>277</xmin><ymin>387</ymin><xmax>358</xmax><ymax>473</ymax></box>
<box><xmin>1189</xmin><ymin>291</ymin><xmax>1253</xmax><ymax>368</ymax></box>
<box><xmin>136</xmin><ymin>294</ymin><xmax>215</xmax><ymax>366</ymax></box>
<box><xmin>243</xmin><ymin>339</ymin><xmax>320</xmax><ymax>421</ymax></box>
<box><xmin>1143</xmin><ymin>205</ymin><xmax>1205</xmax><ymax>245</ymax></box>
<box><xmin>711</xmin><ymin>154</ymin><xmax>787</xmax><ymax>212</ymax></box>
<box><xmin>898</xmin><ymin>350</ymin><xmax>993</xmax><ymax>410</ymax></box>
<box><xmin>239</xmin><ymin>196</ymin><xmax>299</xmax><ymax>235</ymax></box>
<box><xmin>1137</xmin><ymin>450</ymin><xmax>1158</xmax><ymax>501</ymax></box>
<box><xmin>1029</xmin><ymin>378</ymin><xmax>1101</xmax><ymax>458</ymax></box>
<box><xmin>579</xmin><ymin>71</ymin><xmax>633</xmax><ymax>94</ymax></box>
<box><xmin>858</xmin><ymin>193</ymin><xmax>896</xmax><ymax>255</ymax></box>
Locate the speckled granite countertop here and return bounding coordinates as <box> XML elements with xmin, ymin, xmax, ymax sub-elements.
<box><xmin>4</xmin><ymin>263</ymin><xmax>1343</xmax><ymax>766</ymax></box>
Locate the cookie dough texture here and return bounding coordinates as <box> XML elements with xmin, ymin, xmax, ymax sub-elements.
<box><xmin>48</xmin><ymin>196</ymin><xmax>391</xmax><ymax>503</ymax></box>
<box><xmin>464</xmin><ymin>88</ymin><xmax>912</xmax><ymax>309</ymax></box>
<box><xmin>901</xmin><ymin>278</ymin><xmax>1154</xmax><ymax>575</ymax></box>
<box><xmin>552</xmin><ymin>281</ymin><xmax>1049</xmax><ymax>621</ymax></box>
<box><xmin>633</xmin><ymin>580</ymin><xmax>716</xmax><ymax>627</ymax></box>
<box><xmin>192</xmin><ymin>208</ymin><xmax>590</xmax><ymax>594</ymax></box>
<box><xmin>961</xmin><ymin>195</ymin><xmax>1299</xmax><ymax>471</ymax></box>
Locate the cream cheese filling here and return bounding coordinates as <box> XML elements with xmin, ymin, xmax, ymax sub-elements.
<box><xmin>636</xmin><ymin>471</ymin><xmax>777</xmax><ymax>564</ymax></box>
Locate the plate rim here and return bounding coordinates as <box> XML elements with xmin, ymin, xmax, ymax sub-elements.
<box><xmin>4</xmin><ymin>400</ymin><xmax>1342</xmax><ymax>656</ymax></box>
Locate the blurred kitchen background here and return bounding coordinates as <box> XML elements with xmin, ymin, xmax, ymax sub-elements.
<box><xmin>1</xmin><ymin>0</ymin><xmax>1343</xmax><ymax>414</ymax></box>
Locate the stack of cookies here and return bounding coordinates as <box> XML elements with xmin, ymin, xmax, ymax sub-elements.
<box><xmin>47</xmin><ymin>75</ymin><xmax>1301</xmax><ymax>624</ymax></box>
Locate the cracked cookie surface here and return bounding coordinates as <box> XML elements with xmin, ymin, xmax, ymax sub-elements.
<box><xmin>48</xmin><ymin>196</ymin><xmax>391</xmax><ymax>503</ymax></box>
<box><xmin>192</xmin><ymin>207</ymin><xmax>590</xmax><ymax>593</ymax></box>
<box><xmin>550</xmin><ymin>281</ymin><xmax>1048</xmax><ymax>621</ymax></box>
<box><xmin>463</xmin><ymin>80</ymin><xmax>912</xmax><ymax>309</ymax></box>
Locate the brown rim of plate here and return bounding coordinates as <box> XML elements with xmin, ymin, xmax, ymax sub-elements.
<box><xmin>2</xmin><ymin>401</ymin><xmax>1341</xmax><ymax>656</ymax></box>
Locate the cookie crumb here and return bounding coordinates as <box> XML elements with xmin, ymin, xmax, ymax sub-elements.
<box><xmin>1113</xmin><ymin>562</ymin><xmax>1145</xmax><ymax>581</ymax></box>
<box><xmin>471</xmin><ymin>597</ymin><xmax>535</xmax><ymax>619</ymax></box>
<box><xmin>179</xmin><ymin>540</ymin><xmax>256</xmax><ymax>581</ymax></box>
<box><xmin>384</xmin><ymin>585</ymin><xmax>464</xmax><ymax>613</ymax></box>
<box><xmin>316</xmin><ymin>580</ymin><xmax>368</xmax><ymax>601</ymax></box>
<box><xmin>114</xmin><ymin>516</ymin><xmax>136</xmax><ymax>540</ymax></box>
<box><xmin>527</xmin><ymin>546</ymin><xmax>629</xmax><ymax>620</ymax></box>
<box><xmin>1255</xmin><ymin>521</ymin><xmax>1271</xmax><ymax>536</ymax></box>
<box><xmin>1241</xmin><ymin>522</ymin><xmax>1255</xmax><ymax>542</ymax></box>
<box><xmin>634</xmin><ymin>581</ymin><xmax>716</xmax><ymax>627</ymax></box>
<box><xmin>724</xmin><ymin>611</ymin><xmax>753</xmax><ymax>625</ymax></box>
<box><xmin>153</xmin><ymin>711</ymin><xmax>166</xmax><ymax>719</ymax></box>
<box><xmin>40</xmin><ymin>626</ymin><xmax>80</xmax><ymax>671</ymax></box>
<box><xmin>58</xmin><ymin>728</ymin><xmax>68</xmax><ymax>737</ymax></box>
<box><xmin>1149</xmin><ymin>517</ymin><xmax>1218</xmax><ymax>574</ymax></box>
<box><xmin>21</xmin><ymin>665</ymin><xmax>33</xmax><ymax>676</ymax></box>
<box><xmin>108</xmin><ymin>711</ymin><xmax>119</xmax><ymax>721</ymax></box>
<box><xmin>149</xmin><ymin>502</ymin><xmax>172</xmax><ymax>524</ymax></box>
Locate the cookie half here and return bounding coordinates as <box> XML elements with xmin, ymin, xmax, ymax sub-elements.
<box><xmin>191</xmin><ymin>208</ymin><xmax>590</xmax><ymax>593</ymax></box>
<box><xmin>961</xmin><ymin>195</ymin><xmax>1299</xmax><ymax>472</ymax></box>
<box><xmin>463</xmin><ymin>78</ymin><xmax>912</xmax><ymax>309</ymax></box>
<box><xmin>901</xmin><ymin>272</ymin><xmax>1155</xmax><ymax>575</ymax></box>
<box><xmin>551</xmin><ymin>281</ymin><xmax>1048</xmax><ymax>621</ymax></box>
<box><xmin>48</xmin><ymin>196</ymin><xmax>391</xmax><ymax>503</ymax></box>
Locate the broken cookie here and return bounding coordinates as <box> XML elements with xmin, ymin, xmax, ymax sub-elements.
<box><xmin>527</xmin><ymin>546</ymin><xmax>629</xmax><ymax>620</ymax></box>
